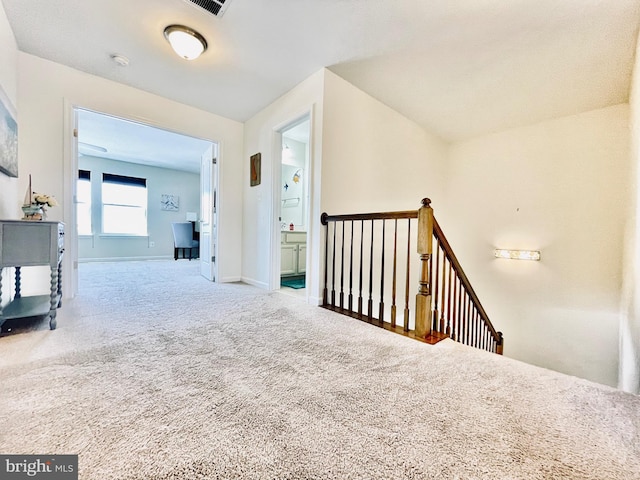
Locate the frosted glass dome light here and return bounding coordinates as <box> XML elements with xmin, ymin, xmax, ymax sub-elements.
<box><xmin>164</xmin><ymin>25</ymin><xmax>208</xmax><ymax>60</ymax></box>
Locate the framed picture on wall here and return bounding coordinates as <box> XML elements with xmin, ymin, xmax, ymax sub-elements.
<box><xmin>0</xmin><ymin>82</ymin><xmax>18</xmax><ymax>178</ymax></box>
<box><xmin>161</xmin><ymin>194</ymin><xmax>179</xmax><ymax>211</ymax></box>
<box><xmin>250</xmin><ymin>152</ymin><xmax>261</xmax><ymax>187</ymax></box>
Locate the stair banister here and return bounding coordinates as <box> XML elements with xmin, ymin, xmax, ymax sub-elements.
<box><xmin>320</xmin><ymin>198</ymin><xmax>504</xmax><ymax>355</ymax></box>
<box><xmin>432</xmin><ymin>218</ymin><xmax>504</xmax><ymax>354</ymax></box>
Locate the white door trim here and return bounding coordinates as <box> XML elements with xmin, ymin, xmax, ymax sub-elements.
<box><xmin>63</xmin><ymin>101</ymin><xmax>220</xmax><ymax>295</ymax></box>
<box><xmin>269</xmin><ymin>109</ymin><xmax>313</xmax><ymax>292</ymax></box>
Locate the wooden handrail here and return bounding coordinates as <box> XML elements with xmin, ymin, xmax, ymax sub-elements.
<box><xmin>321</xmin><ymin>211</ymin><xmax>418</xmax><ymax>223</ymax></box>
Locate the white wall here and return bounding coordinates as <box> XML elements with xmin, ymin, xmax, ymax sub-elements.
<box><xmin>78</xmin><ymin>156</ymin><xmax>200</xmax><ymax>261</ymax></box>
<box><xmin>621</xmin><ymin>30</ymin><xmax>640</xmax><ymax>394</ymax></box>
<box><xmin>320</xmin><ymin>71</ymin><xmax>449</xmax><ymax>215</ymax></box>
<box><xmin>17</xmin><ymin>53</ymin><xmax>244</xmax><ymax>294</ymax></box>
<box><xmin>242</xmin><ymin>68</ymin><xmax>449</xmax><ymax>303</ymax></box>
<box><xmin>446</xmin><ymin>104</ymin><xmax>630</xmax><ymax>387</ymax></box>
<box><xmin>242</xmin><ymin>70</ymin><xmax>325</xmax><ymax>295</ymax></box>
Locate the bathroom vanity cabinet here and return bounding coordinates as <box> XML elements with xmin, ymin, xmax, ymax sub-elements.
<box><xmin>281</xmin><ymin>231</ymin><xmax>306</xmax><ymax>276</ymax></box>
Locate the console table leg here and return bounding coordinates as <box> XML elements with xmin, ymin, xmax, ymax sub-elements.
<box><xmin>57</xmin><ymin>261</ymin><xmax>62</xmax><ymax>308</ymax></box>
<box><xmin>0</xmin><ymin>268</ymin><xmax>3</xmax><ymax>319</ymax></box>
<box><xmin>49</xmin><ymin>266</ymin><xmax>58</xmax><ymax>330</ymax></box>
<box><xmin>14</xmin><ymin>266</ymin><xmax>21</xmax><ymax>299</ymax></box>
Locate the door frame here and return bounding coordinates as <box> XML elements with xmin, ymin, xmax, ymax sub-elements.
<box><xmin>269</xmin><ymin>109</ymin><xmax>313</xmax><ymax>292</ymax></box>
<box><xmin>63</xmin><ymin>100</ymin><xmax>220</xmax><ymax>297</ymax></box>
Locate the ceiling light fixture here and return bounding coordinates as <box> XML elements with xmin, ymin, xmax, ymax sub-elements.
<box><xmin>282</xmin><ymin>142</ymin><xmax>296</xmax><ymax>165</ymax></box>
<box><xmin>163</xmin><ymin>25</ymin><xmax>208</xmax><ymax>60</ymax></box>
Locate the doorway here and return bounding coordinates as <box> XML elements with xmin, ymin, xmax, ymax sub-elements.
<box><xmin>70</xmin><ymin>107</ymin><xmax>218</xmax><ymax>294</ymax></box>
<box><xmin>279</xmin><ymin>117</ymin><xmax>310</xmax><ymax>295</ymax></box>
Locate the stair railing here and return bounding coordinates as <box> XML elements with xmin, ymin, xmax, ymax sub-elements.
<box><xmin>320</xmin><ymin>198</ymin><xmax>503</xmax><ymax>354</ymax></box>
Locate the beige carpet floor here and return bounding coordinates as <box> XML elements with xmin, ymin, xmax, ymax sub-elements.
<box><xmin>0</xmin><ymin>260</ymin><xmax>639</xmax><ymax>479</ymax></box>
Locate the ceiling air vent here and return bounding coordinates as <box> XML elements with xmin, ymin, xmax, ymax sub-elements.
<box><xmin>184</xmin><ymin>0</ymin><xmax>232</xmax><ymax>17</ymax></box>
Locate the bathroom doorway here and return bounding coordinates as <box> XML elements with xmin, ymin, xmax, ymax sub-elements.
<box><xmin>279</xmin><ymin>117</ymin><xmax>310</xmax><ymax>295</ymax></box>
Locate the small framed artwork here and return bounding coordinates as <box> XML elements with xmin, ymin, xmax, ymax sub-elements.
<box><xmin>250</xmin><ymin>152</ymin><xmax>261</xmax><ymax>187</ymax></box>
<box><xmin>161</xmin><ymin>194</ymin><xmax>179</xmax><ymax>211</ymax></box>
<box><xmin>0</xmin><ymin>82</ymin><xmax>18</xmax><ymax>178</ymax></box>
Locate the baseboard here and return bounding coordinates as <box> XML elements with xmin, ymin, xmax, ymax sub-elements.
<box><xmin>79</xmin><ymin>256</ymin><xmax>173</xmax><ymax>263</ymax></box>
<box><xmin>241</xmin><ymin>276</ymin><xmax>269</xmax><ymax>289</ymax></box>
<box><xmin>218</xmin><ymin>276</ymin><xmax>242</xmax><ymax>283</ymax></box>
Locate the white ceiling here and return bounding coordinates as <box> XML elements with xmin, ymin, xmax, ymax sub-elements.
<box><xmin>77</xmin><ymin>109</ymin><xmax>212</xmax><ymax>174</ymax></box>
<box><xmin>4</xmin><ymin>0</ymin><xmax>640</xmax><ymax>168</ymax></box>
<box><xmin>283</xmin><ymin>120</ymin><xmax>310</xmax><ymax>144</ymax></box>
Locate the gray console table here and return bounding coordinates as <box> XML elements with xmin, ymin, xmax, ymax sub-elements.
<box><xmin>0</xmin><ymin>220</ymin><xmax>64</xmax><ymax>330</ymax></box>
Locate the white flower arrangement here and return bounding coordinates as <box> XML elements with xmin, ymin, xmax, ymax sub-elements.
<box><xmin>32</xmin><ymin>192</ymin><xmax>58</xmax><ymax>207</ymax></box>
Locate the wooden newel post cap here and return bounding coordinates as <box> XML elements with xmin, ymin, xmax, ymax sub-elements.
<box><xmin>421</xmin><ymin>198</ymin><xmax>431</xmax><ymax>207</ymax></box>
<box><xmin>320</xmin><ymin>212</ymin><xmax>328</xmax><ymax>225</ymax></box>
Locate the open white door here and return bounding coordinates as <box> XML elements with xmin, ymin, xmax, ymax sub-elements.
<box><xmin>199</xmin><ymin>144</ymin><xmax>217</xmax><ymax>281</ymax></box>
<box><xmin>68</xmin><ymin>105</ymin><xmax>80</xmax><ymax>297</ymax></box>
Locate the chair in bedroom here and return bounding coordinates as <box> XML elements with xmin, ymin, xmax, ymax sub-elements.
<box><xmin>171</xmin><ymin>222</ymin><xmax>199</xmax><ymax>260</ymax></box>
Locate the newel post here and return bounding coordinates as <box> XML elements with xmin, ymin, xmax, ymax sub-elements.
<box><xmin>496</xmin><ymin>332</ymin><xmax>504</xmax><ymax>355</ymax></box>
<box><xmin>415</xmin><ymin>198</ymin><xmax>434</xmax><ymax>338</ymax></box>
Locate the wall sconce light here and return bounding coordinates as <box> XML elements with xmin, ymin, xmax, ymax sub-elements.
<box><xmin>163</xmin><ymin>25</ymin><xmax>208</xmax><ymax>60</ymax></box>
<box><xmin>494</xmin><ymin>249</ymin><xmax>541</xmax><ymax>261</ymax></box>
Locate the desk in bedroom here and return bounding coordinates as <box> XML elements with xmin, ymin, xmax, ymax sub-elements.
<box><xmin>0</xmin><ymin>220</ymin><xmax>64</xmax><ymax>330</ymax></box>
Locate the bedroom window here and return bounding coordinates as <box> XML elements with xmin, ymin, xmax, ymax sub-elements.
<box><xmin>77</xmin><ymin>170</ymin><xmax>92</xmax><ymax>235</ymax></box>
<box><xmin>101</xmin><ymin>173</ymin><xmax>148</xmax><ymax>235</ymax></box>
